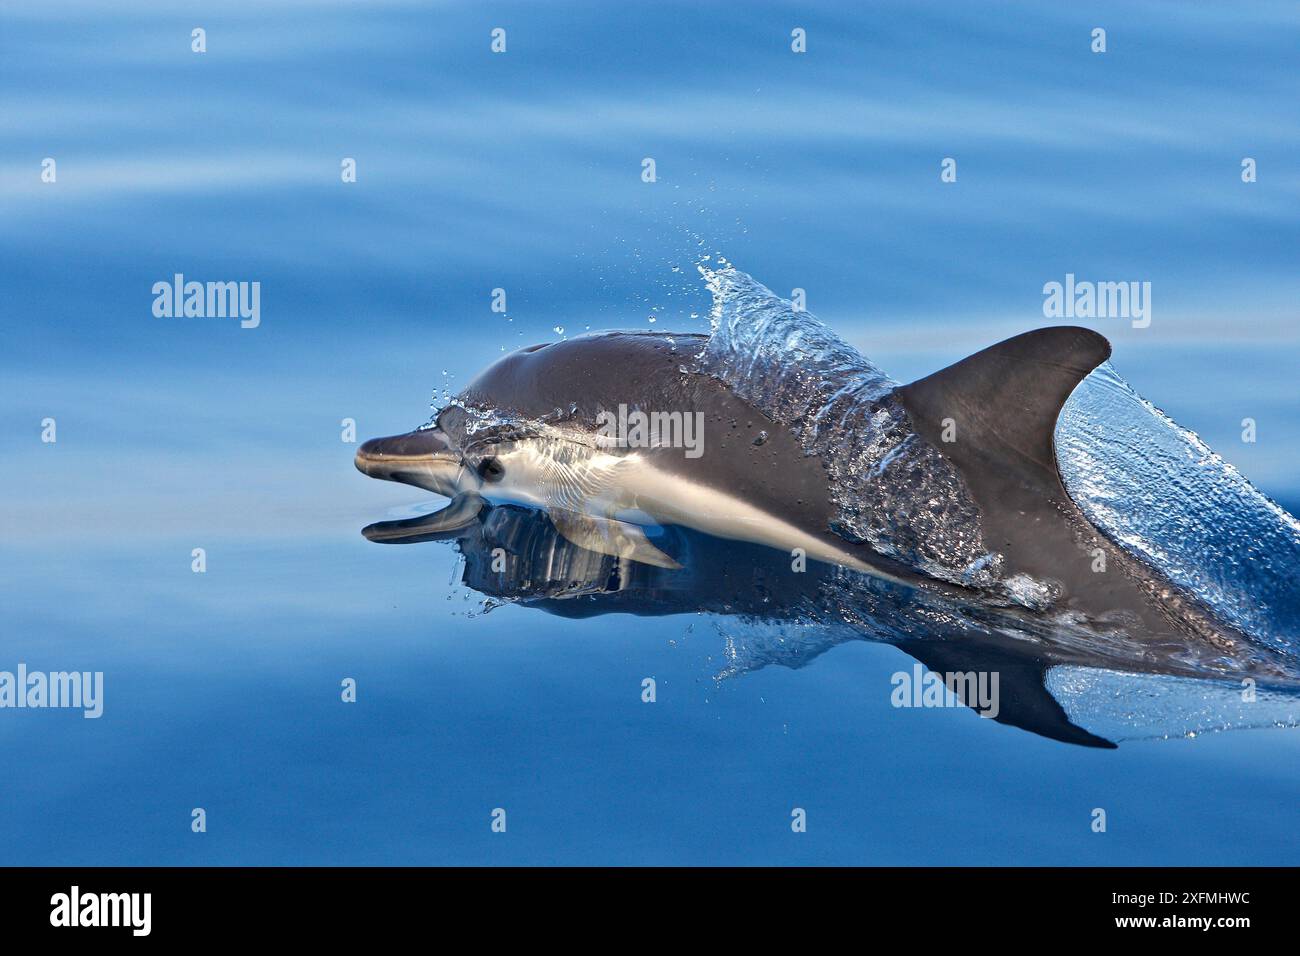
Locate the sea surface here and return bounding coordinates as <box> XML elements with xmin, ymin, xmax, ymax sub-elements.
<box><xmin>2</xmin><ymin>0</ymin><xmax>1298</xmax><ymax>864</ymax></box>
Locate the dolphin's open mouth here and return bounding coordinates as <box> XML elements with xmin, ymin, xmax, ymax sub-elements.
<box><xmin>354</xmin><ymin>428</ymin><xmax>464</xmax><ymax>495</ymax></box>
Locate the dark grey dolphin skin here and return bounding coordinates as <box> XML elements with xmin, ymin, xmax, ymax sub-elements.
<box><xmin>358</xmin><ymin>327</ymin><xmax>1267</xmax><ymax>666</ymax></box>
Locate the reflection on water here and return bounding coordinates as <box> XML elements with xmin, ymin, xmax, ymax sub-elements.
<box><xmin>364</xmin><ymin>502</ymin><xmax>1300</xmax><ymax>749</ymax></box>
<box><xmin>1059</xmin><ymin>363</ymin><xmax>1300</xmax><ymax>651</ymax></box>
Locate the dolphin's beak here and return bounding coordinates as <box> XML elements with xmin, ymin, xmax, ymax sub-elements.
<box><xmin>354</xmin><ymin>428</ymin><xmax>465</xmax><ymax>496</ymax></box>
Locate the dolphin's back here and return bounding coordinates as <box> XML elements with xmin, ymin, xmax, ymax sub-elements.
<box><xmin>462</xmin><ymin>331</ymin><xmax>708</xmax><ymax>418</ymax></box>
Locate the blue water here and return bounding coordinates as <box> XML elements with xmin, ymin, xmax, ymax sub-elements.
<box><xmin>2</xmin><ymin>1</ymin><xmax>1299</xmax><ymax>865</ymax></box>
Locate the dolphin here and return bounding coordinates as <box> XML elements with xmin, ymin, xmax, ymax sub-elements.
<box><xmin>354</xmin><ymin>324</ymin><xmax>1276</xmax><ymax>666</ymax></box>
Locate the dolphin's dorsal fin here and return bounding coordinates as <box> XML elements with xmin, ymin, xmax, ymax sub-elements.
<box><xmin>897</xmin><ymin>327</ymin><xmax>1110</xmax><ymax>494</ymax></box>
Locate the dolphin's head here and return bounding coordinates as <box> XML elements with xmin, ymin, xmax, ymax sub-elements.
<box><xmin>355</xmin><ymin>402</ymin><xmax>573</xmax><ymax>510</ymax></box>
<box><xmin>359</xmin><ymin>335</ymin><xmax>663</xmax><ymax>503</ymax></box>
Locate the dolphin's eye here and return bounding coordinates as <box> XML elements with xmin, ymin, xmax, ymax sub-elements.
<box><xmin>477</xmin><ymin>457</ymin><xmax>505</xmax><ymax>482</ymax></box>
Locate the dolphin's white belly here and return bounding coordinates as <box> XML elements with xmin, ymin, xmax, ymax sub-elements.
<box><xmin>617</xmin><ymin>465</ymin><xmax>891</xmax><ymax>578</ymax></box>
<box><xmin>483</xmin><ymin>437</ymin><xmax>904</xmax><ymax>582</ymax></box>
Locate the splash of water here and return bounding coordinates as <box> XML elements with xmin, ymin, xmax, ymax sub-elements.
<box><xmin>1057</xmin><ymin>364</ymin><xmax>1300</xmax><ymax>651</ymax></box>
<box><xmin>693</xmin><ymin>266</ymin><xmax>1005</xmax><ymax>588</ymax></box>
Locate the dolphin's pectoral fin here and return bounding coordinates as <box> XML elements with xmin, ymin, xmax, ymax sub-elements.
<box><xmin>361</xmin><ymin>493</ymin><xmax>485</xmax><ymax>544</ymax></box>
<box><xmin>549</xmin><ymin>509</ymin><xmax>683</xmax><ymax>570</ymax></box>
